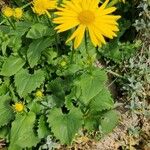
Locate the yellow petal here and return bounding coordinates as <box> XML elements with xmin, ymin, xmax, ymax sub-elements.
<box><xmin>66</xmin><ymin>25</ymin><xmax>86</xmax><ymax>48</ymax></box>
<box><xmin>74</xmin><ymin>25</ymin><xmax>86</xmax><ymax>48</ymax></box>
<box><xmin>99</xmin><ymin>0</ymin><xmax>109</xmax><ymax>10</ymax></box>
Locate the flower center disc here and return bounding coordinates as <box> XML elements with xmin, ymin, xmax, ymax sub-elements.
<box><xmin>78</xmin><ymin>10</ymin><xmax>95</xmax><ymax>25</ymax></box>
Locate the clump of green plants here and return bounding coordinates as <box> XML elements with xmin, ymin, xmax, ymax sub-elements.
<box><xmin>96</xmin><ymin>1</ymin><xmax>150</xmax><ymax>148</ymax></box>
<box><xmin>0</xmin><ymin>0</ymin><xmax>132</xmax><ymax>149</ymax></box>
<box><xmin>133</xmin><ymin>0</ymin><xmax>150</xmax><ymax>39</ymax></box>
<box><xmin>122</xmin><ymin>0</ymin><xmax>150</xmax><ymax>113</ymax></box>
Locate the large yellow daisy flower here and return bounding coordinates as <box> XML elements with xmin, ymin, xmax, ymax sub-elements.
<box><xmin>53</xmin><ymin>0</ymin><xmax>121</xmax><ymax>49</ymax></box>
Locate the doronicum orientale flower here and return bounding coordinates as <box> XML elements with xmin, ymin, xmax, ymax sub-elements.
<box><xmin>53</xmin><ymin>0</ymin><xmax>121</xmax><ymax>48</ymax></box>
<box><xmin>13</xmin><ymin>8</ymin><xmax>23</xmax><ymax>19</ymax></box>
<box><xmin>13</xmin><ymin>102</ymin><xmax>24</xmax><ymax>112</ymax></box>
<box><xmin>2</xmin><ymin>6</ymin><xmax>13</xmax><ymax>17</ymax></box>
<box><xmin>35</xmin><ymin>90</ymin><xmax>43</xmax><ymax>98</ymax></box>
<box><xmin>32</xmin><ymin>0</ymin><xmax>57</xmax><ymax>17</ymax></box>
<box><xmin>60</xmin><ymin>60</ymin><xmax>67</xmax><ymax>67</ymax></box>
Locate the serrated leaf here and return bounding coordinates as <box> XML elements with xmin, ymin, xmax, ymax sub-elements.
<box><xmin>27</xmin><ymin>38</ymin><xmax>54</xmax><ymax>68</ymax></box>
<box><xmin>75</xmin><ymin>68</ymin><xmax>107</xmax><ymax>105</ymax></box>
<box><xmin>88</xmin><ymin>88</ymin><xmax>114</xmax><ymax>113</ymax></box>
<box><xmin>26</xmin><ymin>23</ymin><xmax>53</xmax><ymax>39</ymax></box>
<box><xmin>100</xmin><ymin>110</ymin><xmax>119</xmax><ymax>134</ymax></box>
<box><xmin>0</xmin><ymin>95</ymin><xmax>14</xmax><ymax>127</ymax></box>
<box><xmin>38</xmin><ymin>116</ymin><xmax>50</xmax><ymax>139</ymax></box>
<box><xmin>0</xmin><ymin>55</ymin><xmax>25</xmax><ymax>76</ymax></box>
<box><xmin>15</xmin><ymin>69</ymin><xmax>45</xmax><ymax>97</ymax></box>
<box><xmin>9</xmin><ymin>112</ymin><xmax>39</xmax><ymax>150</ymax></box>
<box><xmin>48</xmin><ymin>108</ymin><xmax>82</xmax><ymax>144</ymax></box>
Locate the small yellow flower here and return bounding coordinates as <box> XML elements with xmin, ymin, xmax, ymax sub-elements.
<box><xmin>32</xmin><ymin>0</ymin><xmax>57</xmax><ymax>16</ymax></box>
<box><xmin>2</xmin><ymin>6</ymin><xmax>13</xmax><ymax>17</ymax></box>
<box><xmin>35</xmin><ymin>90</ymin><xmax>43</xmax><ymax>98</ymax></box>
<box><xmin>60</xmin><ymin>60</ymin><xmax>67</xmax><ymax>67</ymax></box>
<box><xmin>13</xmin><ymin>102</ymin><xmax>24</xmax><ymax>112</ymax></box>
<box><xmin>13</xmin><ymin>8</ymin><xmax>23</xmax><ymax>19</ymax></box>
<box><xmin>54</xmin><ymin>0</ymin><xmax>121</xmax><ymax>49</ymax></box>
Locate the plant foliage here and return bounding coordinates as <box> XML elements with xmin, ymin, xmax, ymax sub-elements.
<box><xmin>0</xmin><ymin>0</ymin><xmax>137</xmax><ymax>149</ymax></box>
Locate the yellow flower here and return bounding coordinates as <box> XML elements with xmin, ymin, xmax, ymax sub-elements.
<box><xmin>13</xmin><ymin>102</ymin><xmax>24</xmax><ymax>112</ymax></box>
<box><xmin>53</xmin><ymin>0</ymin><xmax>121</xmax><ymax>49</ymax></box>
<box><xmin>13</xmin><ymin>8</ymin><xmax>23</xmax><ymax>19</ymax></box>
<box><xmin>60</xmin><ymin>60</ymin><xmax>67</xmax><ymax>67</ymax></box>
<box><xmin>32</xmin><ymin>0</ymin><xmax>57</xmax><ymax>16</ymax></box>
<box><xmin>2</xmin><ymin>6</ymin><xmax>13</xmax><ymax>17</ymax></box>
<box><xmin>35</xmin><ymin>90</ymin><xmax>43</xmax><ymax>98</ymax></box>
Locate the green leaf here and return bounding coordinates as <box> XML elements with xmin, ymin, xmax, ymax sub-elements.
<box><xmin>15</xmin><ymin>69</ymin><xmax>45</xmax><ymax>97</ymax></box>
<box><xmin>10</xmin><ymin>21</ymin><xmax>31</xmax><ymax>37</ymax></box>
<box><xmin>100</xmin><ymin>110</ymin><xmax>119</xmax><ymax>134</ymax></box>
<box><xmin>27</xmin><ymin>101</ymin><xmax>42</xmax><ymax>114</ymax></box>
<box><xmin>26</xmin><ymin>23</ymin><xmax>53</xmax><ymax>39</ymax></box>
<box><xmin>0</xmin><ymin>84</ymin><xmax>8</xmax><ymax>96</ymax></box>
<box><xmin>88</xmin><ymin>88</ymin><xmax>114</xmax><ymax>113</ymax></box>
<box><xmin>43</xmin><ymin>48</ymin><xmax>58</xmax><ymax>65</ymax></box>
<box><xmin>9</xmin><ymin>112</ymin><xmax>39</xmax><ymax>150</ymax></box>
<box><xmin>75</xmin><ymin>68</ymin><xmax>107</xmax><ymax>105</ymax></box>
<box><xmin>84</xmin><ymin>116</ymin><xmax>99</xmax><ymax>131</ymax></box>
<box><xmin>2</xmin><ymin>40</ymin><xmax>9</xmax><ymax>55</ymax></box>
<box><xmin>38</xmin><ymin>116</ymin><xmax>50</xmax><ymax>139</ymax></box>
<box><xmin>48</xmin><ymin>78</ymin><xmax>65</xmax><ymax>107</ymax></box>
<box><xmin>27</xmin><ymin>38</ymin><xmax>53</xmax><ymax>68</ymax></box>
<box><xmin>48</xmin><ymin>108</ymin><xmax>82</xmax><ymax>144</ymax></box>
<box><xmin>0</xmin><ymin>55</ymin><xmax>25</xmax><ymax>76</ymax></box>
<box><xmin>8</xmin><ymin>36</ymin><xmax>22</xmax><ymax>52</ymax></box>
<box><xmin>0</xmin><ymin>126</ymin><xmax>10</xmax><ymax>139</ymax></box>
<box><xmin>0</xmin><ymin>95</ymin><xmax>14</xmax><ymax>127</ymax></box>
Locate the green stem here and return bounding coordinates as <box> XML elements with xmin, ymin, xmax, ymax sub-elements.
<box><xmin>106</xmin><ymin>69</ymin><xmax>124</xmax><ymax>78</ymax></box>
<box><xmin>84</xmin><ymin>31</ymin><xmax>89</xmax><ymax>56</ymax></box>
<box><xmin>0</xmin><ymin>19</ymin><xmax>7</xmax><ymax>25</ymax></box>
<box><xmin>21</xmin><ymin>2</ymin><xmax>32</xmax><ymax>9</ymax></box>
<box><xmin>85</xmin><ymin>31</ymin><xmax>92</xmax><ymax>69</ymax></box>
<box><xmin>70</xmin><ymin>41</ymin><xmax>75</xmax><ymax>63</ymax></box>
<box><xmin>55</xmin><ymin>32</ymin><xmax>59</xmax><ymax>52</ymax></box>
<box><xmin>107</xmin><ymin>0</ymin><xmax>119</xmax><ymax>7</ymax></box>
<box><xmin>58</xmin><ymin>0</ymin><xmax>63</xmax><ymax>6</ymax></box>
<box><xmin>7</xmin><ymin>19</ymin><xmax>15</xmax><ymax>30</ymax></box>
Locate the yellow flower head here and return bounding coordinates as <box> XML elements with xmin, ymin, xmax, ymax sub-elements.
<box><xmin>32</xmin><ymin>0</ymin><xmax>57</xmax><ymax>16</ymax></box>
<box><xmin>13</xmin><ymin>8</ymin><xmax>23</xmax><ymax>19</ymax></box>
<box><xmin>35</xmin><ymin>90</ymin><xmax>43</xmax><ymax>98</ymax></box>
<box><xmin>53</xmin><ymin>0</ymin><xmax>121</xmax><ymax>48</ymax></box>
<box><xmin>60</xmin><ymin>60</ymin><xmax>67</xmax><ymax>67</ymax></box>
<box><xmin>13</xmin><ymin>102</ymin><xmax>24</xmax><ymax>112</ymax></box>
<box><xmin>2</xmin><ymin>6</ymin><xmax>13</xmax><ymax>17</ymax></box>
